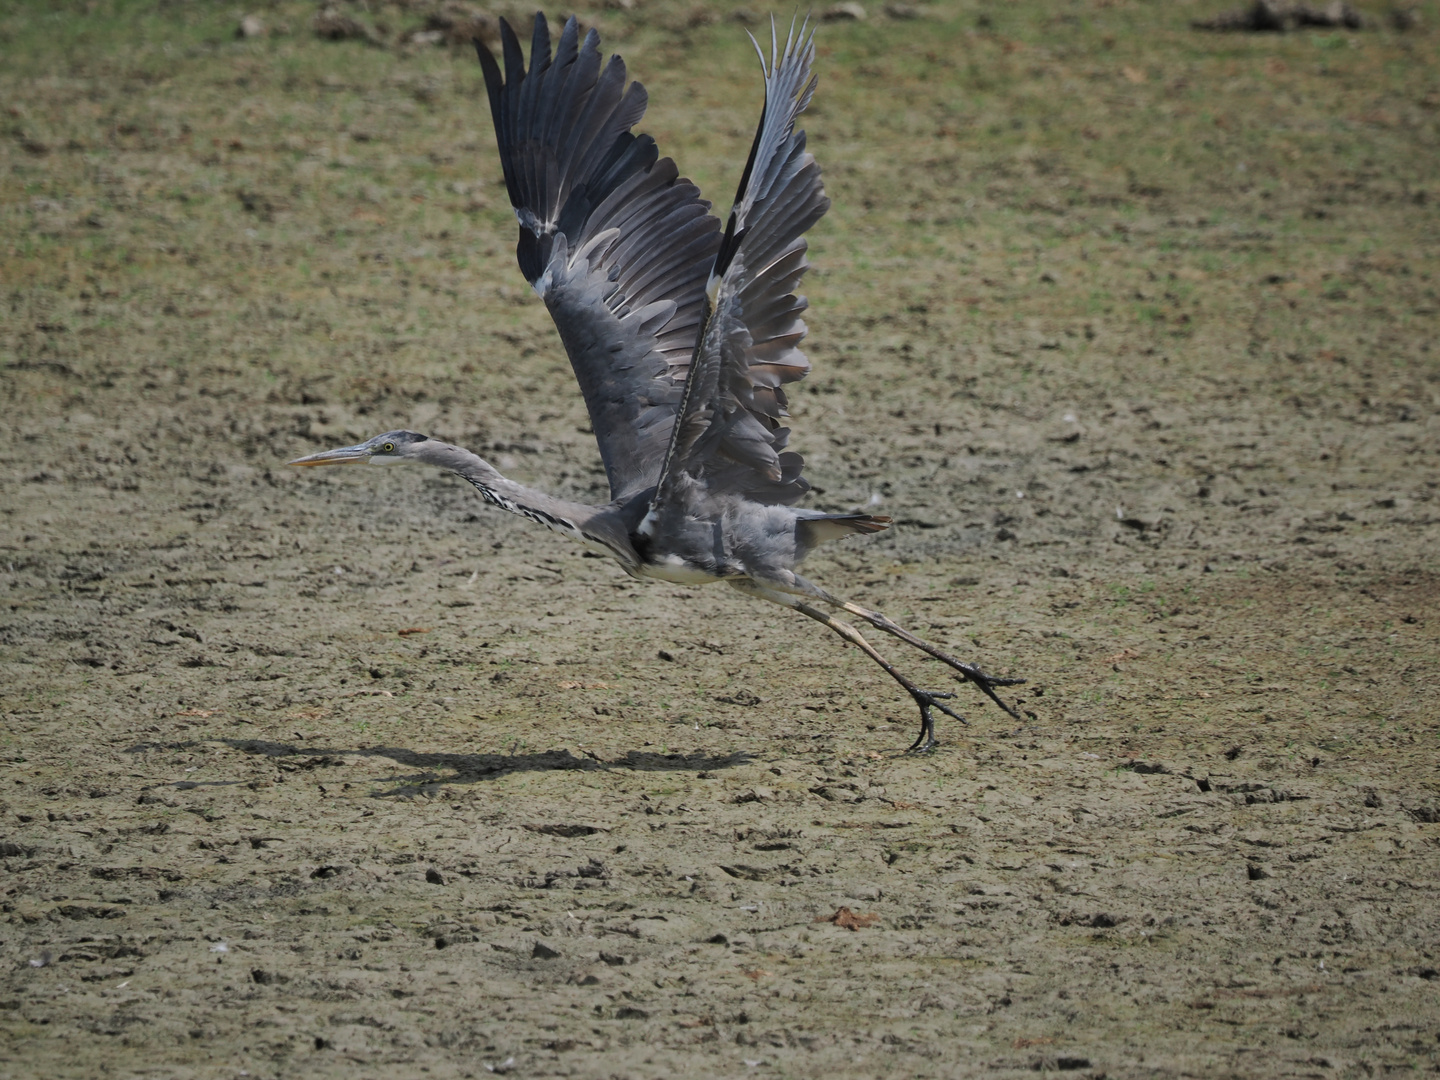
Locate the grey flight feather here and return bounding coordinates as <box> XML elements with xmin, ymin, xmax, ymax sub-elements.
<box><xmin>477</xmin><ymin>15</ymin><xmax>721</xmax><ymax>502</ymax></box>
<box><xmin>654</xmin><ymin>16</ymin><xmax>829</xmax><ymax>509</ymax></box>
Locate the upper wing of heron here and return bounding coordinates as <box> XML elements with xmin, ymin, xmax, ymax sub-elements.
<box><xmin>477</xmin><ymin>14</ymin><xmax>721</xmax><ymax>503</ymax></box>
<box><xmin>653</xmin><ymin>18</ymin><xmax>829</xmax><ymax>509</ymax></box>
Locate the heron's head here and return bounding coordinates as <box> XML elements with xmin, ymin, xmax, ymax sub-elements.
<box><xmin>288</xmin><ymin>430</ymin><xmax>432</xmax><ymax>468</ymax></box>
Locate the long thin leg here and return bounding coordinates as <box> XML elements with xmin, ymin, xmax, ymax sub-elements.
<box><xmin>831</xmin><ymin>596</ymin><xmax>1025</xmax><ymax>719</ymax></box>
<box><xmin>755</xmin><ymin>575</ymin><xmax>1027</xmax><ymax>721</ymax></box>
<box><xmin>729</xmin><ymin>579</ymin><xmax>964</xmax><ymax>751</ymax></box>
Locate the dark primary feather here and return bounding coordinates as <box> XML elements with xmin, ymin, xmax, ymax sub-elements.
<box><xmin>477</xmin><ymin>14</ymin><xmax>721</xmax><ymax>502</ymax></box>
<box><xmin>656</xmin><ymin>17</ymin><xmax>829</xmax><ymax>508</ymax></box>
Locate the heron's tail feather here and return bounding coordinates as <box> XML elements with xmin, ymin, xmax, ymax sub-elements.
<box><xmin>797</xmin><ymin>512</ymin><xmax>892</xmax><ymax>549</ymax></box>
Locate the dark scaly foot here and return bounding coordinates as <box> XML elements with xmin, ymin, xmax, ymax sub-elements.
<box><xmin>844</xmin><ymin>605</ymin><xmax>1026</xmax><ymax>719</ymax></box>
<box><xmin>948</xmin><ymin>659</ymin><xmax>1026</xmax><ymax>720</ymax></box>
<box><xmin>905</xmin><ymin>688</ymin><xmax>966</xmax><ymax>753</ymax></box>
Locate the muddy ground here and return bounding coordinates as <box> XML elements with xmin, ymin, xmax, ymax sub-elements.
<box><xmin>2</xmin><ymin>1</ymin><xmax>1439</xmax><ymax>1077</ymax></box>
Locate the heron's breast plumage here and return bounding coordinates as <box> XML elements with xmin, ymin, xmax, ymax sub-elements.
<box><xmin>632</xmin><ymin>554</ymin><xmax>728</xmax><ymax>585</ymax></box>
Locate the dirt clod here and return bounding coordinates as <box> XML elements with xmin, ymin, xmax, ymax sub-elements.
<box><xmin>818</xmin><ymin>906</ymin><xmax>881</xmax><ymax>930</ymax></box>
<box><xmin>1193</xmin><ymin>0</ymin><xmax>1365</xmax><ymax>31</ymax></box>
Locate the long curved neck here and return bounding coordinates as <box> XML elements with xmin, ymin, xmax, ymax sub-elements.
<box><xmin>409</xmin><ymin>439</ymin><xmax>523</xmax><ymax>501</ymax></box>
<box><xmin>410</xmin><ymin>439</ymin><xmax>637</xmax><ymax>568</ymax></box>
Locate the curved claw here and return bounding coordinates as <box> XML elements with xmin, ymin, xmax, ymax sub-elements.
<box><xmin>906</xmin><ymin>731</ymin><xmax>935</xmax><ymax>753</ymax></box>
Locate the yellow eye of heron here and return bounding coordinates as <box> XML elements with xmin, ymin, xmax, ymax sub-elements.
<box><xmin>382</xmin><ymin>442</ymin><xmax>395</xmax><ymax>453</ymax></box>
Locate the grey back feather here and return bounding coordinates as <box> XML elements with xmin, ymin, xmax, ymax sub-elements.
<box><xmin>655</xmin><ymin>18</ymin><xmax>829</xmax><ymax>509</ymax></box>
<box><xmin>477</xmin><ymin>15</ymin><xmax>722</xmax><ymax>502</ymax></box>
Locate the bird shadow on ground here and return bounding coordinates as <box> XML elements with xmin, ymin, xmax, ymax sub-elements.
<box><xmin>125</xmin><ymin>739</ymin><xmax>755</xmax><ymax>798</ymax></box>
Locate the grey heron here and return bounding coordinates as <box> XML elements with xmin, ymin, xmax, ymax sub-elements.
<box><xmin>290</xmin><ymin>13</ymin><xmax>1023</xmax><ymax>750</ymax></box>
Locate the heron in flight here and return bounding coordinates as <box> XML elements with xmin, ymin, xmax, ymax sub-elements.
<box><xmin>291</xmin><ymin>14</ymin><xmax>1023</xmax><ymax>750</ymax></box>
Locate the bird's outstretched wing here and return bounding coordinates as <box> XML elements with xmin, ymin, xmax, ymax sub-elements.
<box><xmin>653</xmin><ymin>18</ymin><xmax>829</xmax><ymax>508</ymax></box>
<box><xmin>476</xmin><ymin>15</ymin><xmax>721</xmax><ymax>502</ymax></box>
